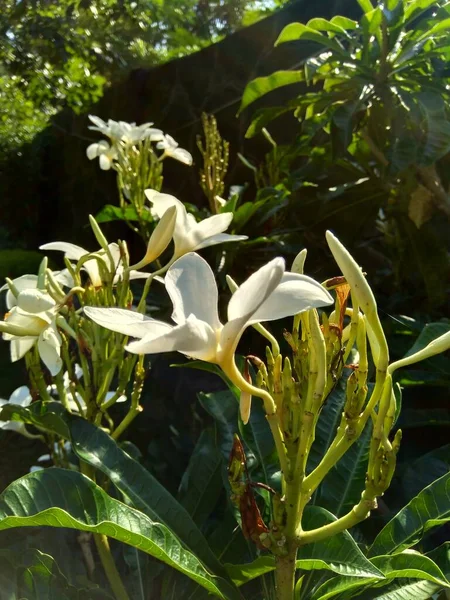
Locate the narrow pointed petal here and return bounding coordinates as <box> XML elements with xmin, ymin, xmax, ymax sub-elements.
<box><xmin>165</xmin><ymin>253</ymin><xmax>221</xmax><ymax>329</ymax></box>
<box><xmin>228</xmin><ymin>258</ymin><xmax>285</xmax><ymax>321</ymax></box>
<box><xmin>126</xmin><ymin>315</ymin><xmax>217</xmax><ymax>361</ymax></box>
<box><xmin>10</xmin><ymin>338</ymin><xmax>36</xmax><ymax>362</ymax></box>
<box><xmin>291</xmin><ymin>249</ymin><xmax>307</xmax><ymax>274</ymax></box>
<box><xmin>249</xmin><ymin>273</ymin><xmax>333</xmax><ymax>324</ymax></box>
<box><xmin>128</xmin><ymin>270</ymin><xmax>153</xmax><ymax>280</ymax></box>
<box><xmin>9</xmin><ymin>386</ymin><xmax>33</xmax><ymax>407</ymax></box>
<box><xmin>195</xmin><ymin>233</ymin><xmax>248</xmax><ymax>250</ymax></box>
<box><xmin>84</xmin><ymin>307</ymin><xmax>171</xmax><ymax>339</ymax></box>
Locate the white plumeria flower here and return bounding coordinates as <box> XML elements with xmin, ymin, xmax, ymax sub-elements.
<box><xmin>84</xmin><ymin>252</ymin><xmax>333</xmax><ymax>386</ymax></box>
<box><xmin>40</xmin><ymin>241</ymin><xmax>150</xmax><ymax>287</ymax></box>
<box><xmin>0</xmin><ymin>385</ymin><xmax>37</xmax><ymax>438</ymax></box>
<box><xmin>1</xmin><ymin>289</ymin><xmax>63</xmax><ymax>375</ymax></box>
<box><xmin>88</xmin><ymin>115</ymin><xmax>163</xmax><ymax>146</ymax></box>
<box><xmin>156</xmin><ymin>134</ymin><xmax>193</xmax><ymax>165</ymax></box>
<box><xmin>86</xmin><ymin>140</ymin><xmax>118</xmax><ymax>170</ymax></box>
<box><xmin>0</xmin><ymin>271</ymin><xmax>73</xmax><ymax>309</ymax></box>
<box><xmin>145</xmin><ymin>189</ymin><xmax>247</xmax><ymax>261</ymax></box>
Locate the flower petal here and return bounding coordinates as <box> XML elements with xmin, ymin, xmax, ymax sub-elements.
<box><xmin>99</xmin><ymin>153</ymin><xmax>112</xmax><ymax>170</ymax></box>
<box><xmin>165</xmin><ymin>253</ymin><xmax>221</xmax><ymax>329</ymax></box>
<box><xmin>40</xmin><ymin>242</ymin><xmax>88</xmax><ymax>262</ymax></box>
<box><xmin>171</xmin><ymin>147</ymin><xmax>193</xmax><ymax>165</ymax></box>
<box><xmin>126</xmin><ymin>315</ymin><xmax>217</xmax><ymax>361</ymax></box>
<box><xmin>17</xmin><ymin>290</ymin><xmax>56</xmax><ymax>314</ymax></box>
<box><xmin>38</xmin><ymin>323</ymin><xmax>62</xmax><ymax>376</ymax></box>
<box><xmin>84</xmin><ymin>307</ymin><xmax>172</xmax><ymax>339</ymax></box>
<box><xmin>9</xmin><ymin>386</ymin><xmax>33</xmax><ymax>406</ymax></box>
<box><xmin>195</xmin><ymin>233</ymin><xmax>248</xmax><ymax>251</ymax></box>
<box><xmin>228</xmin><ymin>257</ymin><xmax>285</xmax><ymax>322</ymax></box>
<box><xmin>10</xmin><ymin>338</ymin><xmax>36</xmax><ymax>362</ymax></box>
<box><xmin>249</xmin><ymin>273</ymin><xmax>333</xmax><ymax>324</ymax></box>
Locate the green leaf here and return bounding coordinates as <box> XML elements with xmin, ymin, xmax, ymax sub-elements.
<box><xmin>401</xmin><ymin>445</ymin><xmax>450</xmax><ymax>503</ymax></box>
<box><xmin>348</xmin><ymin>578</ymin><xmax>442</xmax><ymax>599</ymax></box>
<box><xmin>330</xmin><ymin>16</ymin><xmax>359</xmax><ymax>30</ymax></box>
<box><xmin>95</xmin><ymin>204</ymin><xmax>152</xmax><ymax>224</ymax></box>
<box><xmin>357</xmin><ymin>0</ymin><xmax>374</xmax><ymax>13</ymax></box>
<box><xmin>177</xmin><ymin>429</ymin><xmax>224</xmax><ymax>527</ymax></box>
<box><xmin>417</xmin><ymin>92</ymin><xmax>450</xmax><ymax>163</ymax></box>
<box><xmin>239</xmin><ymin>70</ymin><xmax>304</xmax><ymax>114</ymax></box>
<box><xmin>245</xmin><ymin>106</ymin><xmax>292</xmax><ymax>138</ymax></box>
<box><xmin>312</xmin><ymin>550</ymin><xmax>449</xmax><ymax>599</ymax></box>
<box><xmin>417</xmin><ymin>17</ymin><xmax>450</xmax><ymax>40</ymax></box>
<box><xmin>369</xmin><ymin>472</ymin><xmax>450</xmax><ymax>557</ymax></box>
<box><xmin>299</xmin><ymin>506</ymin><xmax>384</xmax><ymax>578</ymax></box>
<box><xmin>275</xmin><ymin>23</ymin><xmax>345</xmax><ymax>54</ymax></box>
<box><xmin>225</xmin><ymin>556</ymin><xmax>276</xmax><ymax>587</ymax></box>
<box><xmin>426</xmin><ymin>543</ymin><xmax>450</xmax><ymax>581</ymax></box>
<box><xmin>0</xmin><ymin>469</ymin><xmax>232</xmax><ymax>599</ymax></box>
<box><xmin>403</xmin><ymin>322</ymin><xmax>450</xmax><ymax>359</ymax></box>
<box><xmin>404</xmin><ymin>0</ymin><xmax>440</xmax><ymax>25</ymax></box>
<box><xmin>305</xmin><ymin>17</ymin><xmax>349</xmax><ymax>36</ymax></box>
<box><xmin>0</xmin><ymin>548</ymin><xmax>108</xmax><ymax>600</ymax></box>
<box><xmin>0</xmin><ymin>401</ymin><xmax>241</xmax><ymax>599</ymax></box>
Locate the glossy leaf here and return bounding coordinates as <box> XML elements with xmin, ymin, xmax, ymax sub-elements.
<box><xmin>369</xmin><ymin>472</ymin><xmax>450</xmax><ymax>557</ymax></box>
<box><xmin>426</xmin><ymin>543</ymin><xmax>450</xmax><ymax>581</ymax></box>
<box><xmin>239</xmin><ymin>70</ymin><xmax>304</xmax><ymax>114</ymax></box>
<box><xmin>0</xmin><ymin>469</ymin><xmax>233</xmax><ymax>599</ymax></box>
<box><xmin>0</xmin><ymin>401</ymin><xmax>241</xmax><ymax>598</ymax></box>
<box><xmin>311</xmin><ymin>550</ymin><xmax>449</xmax><ymax>599</ymax></box>
<box><xmin>95</xmin><ymin>204</ymin><xmax>152</xmax><ymax>224</ymax></box>
<box><xmin>275</xmin><ymin>23</ymin><xmax>346</xmax><ymax>53</ymax></box>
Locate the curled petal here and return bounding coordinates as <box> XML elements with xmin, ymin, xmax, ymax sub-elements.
<box><xmin>38</xmin><ymin>324</ymin><xmax>62</xmax><ymax>376</ymax></box>
<box><xmin>40</xmin><ymin>242</ymin><xmax>88</xmax><ymax>262</ymax></box>
<box><xmin>165</xmin><ymin>253</ymin><xmax>221</xmax><ymax>329</ymax></box>
<box><xmin>84</xmin><ymin>307</ymin><xmax>171</xmax><ymax>339</ymax></box>
<box><xmin>126</xmin><ymin>315</ymin><xmax>217</xmax><ymax>361</ymax></box>
<box><xmin>10</xmin><ymin>338</ymin><xmax>36</xmax><ymax>362</ymax></box>
<box><xmin>195</xmin><ymin>233</ymin><xmax>248</xmax><ymax>251</ymax></box>
<box><xmin>1</xmin><ymin>274</ymin><xmax>38</xmax><ymax>310</ymax></box>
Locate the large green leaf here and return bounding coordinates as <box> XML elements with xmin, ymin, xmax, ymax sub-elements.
<box><xmin>400</xmin><ymin>445</ymin><xmax>450</xmax><ymax>502</ymax></box>
<box><xmin>239</xmin><ymin>70</ymin><xmax>304</xmax><ymax>114</ymax></box>
<box><xmin>0</xmin><ymin>548</ymin><xmax>109</xmax><ymax>600</ymax></box>
<box><xmin>0</xmin><ymin>469</ymin><xmax>233</xmax><ymax>599</ymax></box>
<box><xmin>311</xmin><ymin>551</ymin><xmax>450</xmax><ymax>599</ymax></box>
<box><xmin>0</xmin><ymin>401</ymin><xmax>241</xmax><ymax>599</ymax></box>
<box><xmin>369</xmin><ymin>472</ymin><xmax>450</xmax><ymax>557</ymax></box>
<box><xmin>427</xmin><ymin>543</ymin><xmax>450</xmax><ymax>580</ymax></box>
<box><xmin>95</xmin><ymin>204</ymin><xmax>152</xmax><ymax>224</ymax></box>
<box><xmin>275</xmin><ymin>23</ymin><xmax>346</xmax><ymax>54</ymax></box>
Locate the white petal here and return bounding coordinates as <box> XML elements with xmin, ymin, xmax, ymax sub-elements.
<box><xmin>195</xmin><ymin>233</ymin><xmax>248</xmax><ymax>251</ymax></box>
<box><xmin>84</xmin><ymin>307</ymin><xmax>172</xmax><ymax>339</ymax></box>
<box><xmin>17</xmin><ymin>290</ymin><xmax>55</xmax><ymax>313</ymax></box>
<box><xmin>53</xmin><ymin>269</ymin><xmax>74</xmax><ymax>288</ymax></box>
<box><xmin>185</xmin><ymin>214</ymin><xmax>233</xmax><ymax>251</ymax></box>
<box><xmin>86</xmin><ymin>143</ymin><xmax>100</xmax><ymax>159</ymax></box>
<box><xmin>128</xmin><ymin>270</ymin><xmax>153</xmax><ymax>281</ymax></box>
<box><xmin>145</xmin><ymin>191</ymin><xmax>191</xmax><ymax>247</ymax></box>
<box><xmin>228</xmin><ymin>258</ymin><xmax>285</xmax><ymax>321</ymax></box>
<box><xmin>1</xmin><ymin>275</ymin><xmax>38</xmax><ymax>309</ymax></box>
<box><xmin>249</xmin><ymin>273</ymin><xmax>333</xmax><ymax>323</ymax></box>
<box><xmin>38</xmin><ymin>325</ymin><xmax>62</xmax><ymax>376</ymax></box>
<box><xmin>171</xmin><ymin>147</ymin><xmax>193</xmax><ymax>165</ymax></box>
<box><xmin>99</xmin><ymin>153</ymin><xmax>112</xmax><ymax>170</ymax></box>
<box><xmin>9</xmin><ymin>386</ymin><xmax>32</xmax><ymax>406</ymax></box>
<box><xmin>40</xmin><ymin>242</ymin><xmax>88</xmax><ymax>262</ymax></box>
<box><xmin>165</xmin><ymin>253</ymin><xmax>221</xmax><ymax>329</ymax></box>
<box><xmin>104</xmin><ymin>392</ymin><xmax>127</xmax><ymax>404</ymax></box>
<box><xmin>10</xmin><ymin>338</ymin><xmax>36</xmax><ymax>361</ymax></box>
<box><xmin>126</xmin><ymin>315</ymin><xmax>217</xmax><ymax>361</ymax></box>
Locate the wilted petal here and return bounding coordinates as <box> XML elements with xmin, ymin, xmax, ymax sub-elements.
<box><xmin>228</xmin><ymin>258</ymin><xmax>285</xmax><ymax>322</ymax></box>
<box><xmin>126</xmin><ymin>315</ymin><xmax>217</xmax><ymax>361</ymax></box>
<box><xmin>249</xmin><ymin>273</ymin><xmax>333</xmax><ymax>324</ymax></box>
<box><xmin>84</xmin><ymin>307</ymin><xmax>172</xmax><ymax>339</ymax></box>
<box><xmin>165</xmin><ymin>253</ymin><xmax>221</xmax><ymax>329</ymax></box>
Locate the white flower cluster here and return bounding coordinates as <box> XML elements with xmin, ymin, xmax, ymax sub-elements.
<box><xmin>86</xmin><ymin>115</ymin><xmax>193</xmax><ymax>170</ymax></box>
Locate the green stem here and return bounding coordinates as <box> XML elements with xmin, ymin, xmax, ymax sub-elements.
<box><xmin>80</xmin><ymin>463</ymin><xmax>130</xmax><ymax>600</ymax></box>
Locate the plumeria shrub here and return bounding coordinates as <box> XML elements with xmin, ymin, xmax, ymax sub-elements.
<box><xmin>0</xmin><ymin>116</ymin><xmax>449</xmax><ymax>600</ymax></box>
